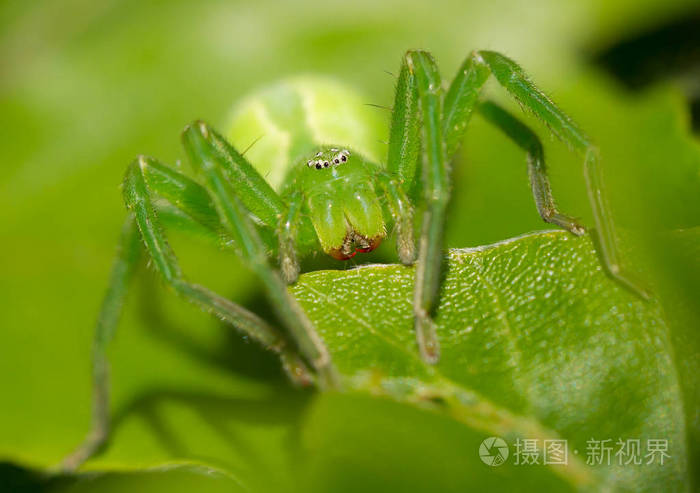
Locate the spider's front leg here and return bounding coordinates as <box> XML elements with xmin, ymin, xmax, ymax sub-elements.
<box><xmin>59</xmin><ymin>215</ymin><xmax>141</xmax><ymax>471</ymax></box>
<box><xmin>60</xmin><ymin>156</ymin><xmax>313</xmax><ymax>471</ymax></box>
<box><xmin>182</xmin><ymin>122</ymin><xmax>336</xmax><ymax>385</ymax></box>
<box><xmin>388</xmin><ymin>51</ymin><xmax>448</xmax><ymax>363</ymax></box>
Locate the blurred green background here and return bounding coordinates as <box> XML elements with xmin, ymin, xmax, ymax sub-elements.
<box><xmin>1</xmin><ymin>0</ymin><xmax>699</xmax><ymax>491</ymax></box>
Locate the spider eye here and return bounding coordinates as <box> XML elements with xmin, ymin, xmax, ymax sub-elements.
<box><xmin>341</xmin><ymin>155</ymin><xmax>347</xmax><ymax>162</ymax></box>
<box><xmin>334</xmin><ymin>158</ymin><xmax>339</xmax><ymax>164</ymax></box>
<box><xmin>315</xmin><ymin>162</ymin><xmax>322</xmax><ymax>169</ymax></box>
<box><xmin>323</xmin><ymin>161</ymin><xmax>329</xmax><ymax>167</ymax></box>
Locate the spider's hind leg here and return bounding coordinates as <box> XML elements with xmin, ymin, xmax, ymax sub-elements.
<box><xmin>443</xmin><ymin>49</ymin><xmax>650</xmax><ymax>299</ymax></box>
<box><xmin>476</xmin><ymin>50</ymin><xmax>650</xmax><ymax>299</ymax></box>
<box><xmin>476</xmin><ymin>100</ymin><xmax>586</xmax><ymax>236</ymax></box>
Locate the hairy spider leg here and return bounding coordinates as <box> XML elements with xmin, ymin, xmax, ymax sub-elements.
<box><xmin>202</xmin><ymin>125</ymin><xmax>285</xmax><ymax>227</ymax></box>
<box><xmin>279</xmin><ymin>189</ymin><xmax>305</xmax><ymax>283</ymax></box>
<box><xmin>476</xmin><ymin>100</ymin><xmax>585</xmax><ymax>235</ymax></box>
<box><xmin>443</xmin><ymin>50</ymin><xmax>649</xmax><ymax>299</ymax></box>
<box><xmin>388</xmin><ymin>49</ymin><xmax>649</xmax><ymax>365</ymax></box>
<box><xmin>182</xmin><ymin>122</ymin><xmax>337</xmax><ymax>385</ymax></box>
<box><xmin>387</xmin><ymin>54</ymin><xmax>421</xmax><ymax>191</ymax></box>
<box><xmin>60</xmin><ymin>157</ymin><xmax>312</xmax><ymax>472</ymax></box>
<box><xmin>376</xmin><ymin>172</ymin><xmax>415</xmax><ymax>264</ymax></box>
<box><xmin>58</xmin><ymin>217</ymin><xmax>140</xmax><ymax>472</ymax></box>
<box><xmin>387</xmin><ymin>51</ymin><xmax>447</xmax><ymax>364</ymax></box>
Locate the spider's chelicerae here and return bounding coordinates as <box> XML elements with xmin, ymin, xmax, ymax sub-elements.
<box><xmin>62</xmin><ymin>49</ymin><xmax>647</xmax><ymax>470</ymax></box>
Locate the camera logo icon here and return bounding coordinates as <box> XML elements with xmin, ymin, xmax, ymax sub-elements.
<box><xmin>479</xmin><ymin>436</ymin><xmax>509</xmax><ymax>466</ymax></box>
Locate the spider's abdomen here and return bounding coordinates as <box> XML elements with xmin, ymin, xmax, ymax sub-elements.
<box><xmin>223</xmin><ymin>77</ymin><xmax>385</xmax><ymax>192</ymax></box>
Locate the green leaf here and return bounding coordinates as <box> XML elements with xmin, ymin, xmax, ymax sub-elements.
<box><xmin>290</xmin><ymin>230</ymin><xmax>687</xmax><ymax>491</ymax></box>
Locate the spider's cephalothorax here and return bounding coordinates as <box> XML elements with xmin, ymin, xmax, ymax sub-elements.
<box><xmin>63</xmin><ymin>49</ymin><xmax>648</xmax><ymax>471</ymax></box>
<box><xmin>288</xmin><ymin>147</ymin><xmax>387</xmax><ymax>261</ymax></box>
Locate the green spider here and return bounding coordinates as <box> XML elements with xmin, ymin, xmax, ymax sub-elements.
<box><xmin>61</xmin><ymin>49</ymin><xmax>647</xmax><ymax>470</ymax></box>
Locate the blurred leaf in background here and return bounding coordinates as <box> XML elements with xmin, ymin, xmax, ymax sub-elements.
<box><xmin>1</xmin><ymin>0</ymin><xmax>699</xmax><ymax>492</ymax></box>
